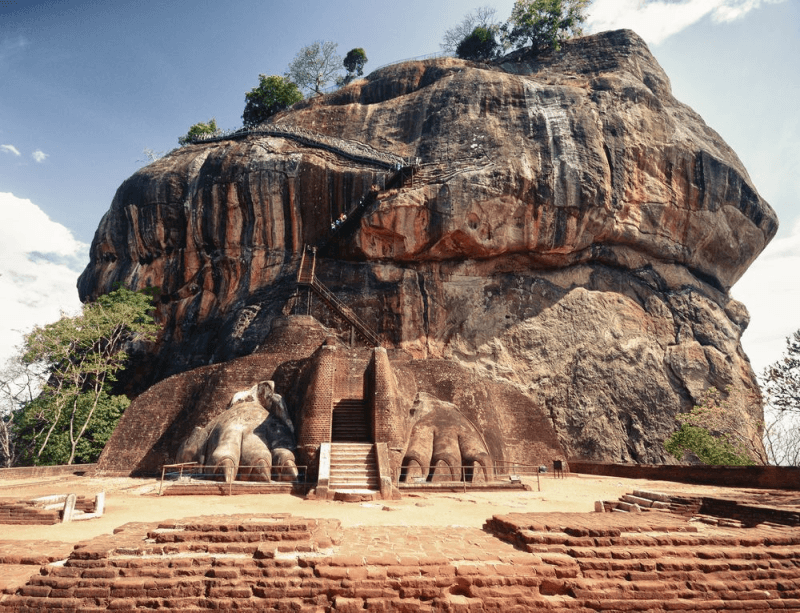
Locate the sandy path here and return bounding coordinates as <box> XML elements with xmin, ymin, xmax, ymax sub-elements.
<box><xmin>0</xmin><ymin>472</ymin><xmax>781</xmax><ymax>549</ymax></box>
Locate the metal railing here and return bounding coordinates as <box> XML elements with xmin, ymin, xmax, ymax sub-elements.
<box><xmin>158</xmin><ymin>462</ymin><xmax>309</xmax><ymax>496</ymax></box>
<box><xmin>185</xmin><ymin>123</ymin><xmax>405</xmax><ymax>169</ymax></box>
<box><xmin>395</xmin><ymin>462</ymin><xmax>540</xmax><ymax>492</ymax></box>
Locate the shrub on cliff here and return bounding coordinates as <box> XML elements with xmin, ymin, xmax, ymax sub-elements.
<box><xmin>242</xmin><ymin>75</ymin><xmax>303</xmax><ymax>127</ymax></box>
<box><xmin>456</xmin><ymin>26</ymin><xmax>499</xmax><ymax>61</ymax></box>
<box><xmin>178</xmin><ymin>118</ymin><xmax>220</xmax><ymax>146</ymax></box>
<box><xmin>7</xmin><ymin>287</ymin><xmax>158</xmax><ymax>466</ymax></box>
<box><xmin>503</xmin><ymin>0</ymin><xmax>589</xmax><ymax>52</ymax></box>
<box><xmin>665</xmin><ymin>387</ymin><xmax>761</xmax><ymax>466</ymax></box>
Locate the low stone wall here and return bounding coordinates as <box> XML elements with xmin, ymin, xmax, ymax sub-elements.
<box><xmin>570</xmin><ymin>461</ymin><xmax>800</xmax><ymax>490</ymax></box>
<box><xmin>0</xmin><ymin>464</ymin><xmax>96</xmax><ymax>481</ymax></box>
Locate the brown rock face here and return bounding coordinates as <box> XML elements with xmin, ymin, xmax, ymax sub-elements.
<box><xmin>79</xmin><ymin>30</ymin><xmax>776</xmax><ymax>464</ymax></box>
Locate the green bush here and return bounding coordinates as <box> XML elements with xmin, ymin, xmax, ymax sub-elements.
<box><xmin>242</xmin><ymin>75</ymin><xmax>303</xmax><ymax>127</ymax></box>
<box><xmin>456</xmin><ymin>26</ymin><xmax>499</xmax><ymax>61</ymax></box>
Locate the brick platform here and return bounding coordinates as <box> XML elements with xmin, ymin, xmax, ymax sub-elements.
<box><xmin>2</xmin><ymin>510</ymin><xmax>800</xmax><ymax>611</ymax></box>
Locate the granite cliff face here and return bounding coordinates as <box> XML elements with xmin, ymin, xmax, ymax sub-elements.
<box><xmin>79</xmin><ymin>30</ymin><xmax>777</xmax><ymax>464</ymax></box>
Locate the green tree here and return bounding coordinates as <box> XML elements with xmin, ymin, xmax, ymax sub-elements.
<box><xmin>13</xmin><ymin>287</ymin><xmax>158</xmax><ymax>465</ymax></box>
<box><xmin>340</xmin><ymin>48</ymin><xmax>368</xmax><ymax>85</ymax></box>
<box><xmin>286</xmin><ymin>40</ymin><xmax>343</xmax><ymax>96</ymax></box>
<box><xmin>503</xmin><ymin>0</ymin><xmax>589</xmax><ymax>52</ymax></box>
<box><xmin>456</xmin><ymin>26</ymin><xmax>499</xmax><ymax>61</ymax></box>
<box><xmin>762</xmin><ymin>329</ymin><xmax>800</xmax><ymax>415</ymax></box>
<box><xmin>178</xmin><ymin>118</ymin><xmax>220</xmax><ymax>146</ymax></box>
<box><xmin>441</xmin><ymin>5</ymin><xmax>502</xmax><ymax>54</ymax></box>
<box><xmin>242</xmin><ymin>75</ymin><xmax>303</xmax><ymax>127</ymax></box>
<box><xmin>665</xmin><ymin>387</ymin><xmax>761</xmax><ymax>466</ymax></box>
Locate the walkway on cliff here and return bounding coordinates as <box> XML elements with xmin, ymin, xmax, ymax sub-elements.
<box><xmin>187</xmin><ymin>123</ymin><xmax>409</xmax><ymax>171</ymax></box>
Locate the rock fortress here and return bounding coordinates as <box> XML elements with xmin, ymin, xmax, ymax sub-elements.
<box><xmin>2</xmin><ymin>30</ymin><xmax>797</xmax><ymax>613</ymax></box>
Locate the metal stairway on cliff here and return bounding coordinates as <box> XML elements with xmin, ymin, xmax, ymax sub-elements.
<box><xmin>297</xmin><ymin>247</ymin><xmax>381</xmax><ymax>347</ymax></box>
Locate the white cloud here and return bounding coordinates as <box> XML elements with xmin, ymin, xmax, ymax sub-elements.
<box><xmin>1</xmin><ymin>144</ymin><xmax>21</xmax><ymax>157</ymax></box>
<box><xmin>732</xmin><ymin>216</ymin><xmax>800</xmax><ymax>377</ymax></box>
<box><xmin>586</xmin><ymin>0</ymin><xmax>788</xmax><ymax>45</ymax></box>
<box><xmin>0</xmin><ymin>192</ymin><xmax>89</xmax><ymax>366</ymax></box>
<box><xmin>31</xmin><ymin>150</ymin><xmax>48</xmax><ymax>163</ymax></box>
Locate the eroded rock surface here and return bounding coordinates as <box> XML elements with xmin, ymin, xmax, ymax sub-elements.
<box><xmin>79</xmin><ymin>30</ymin><xmax>776</xmax><ymax>463</ymax></box>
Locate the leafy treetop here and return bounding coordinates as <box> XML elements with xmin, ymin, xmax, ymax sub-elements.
<box><xmin>456</xmin><ymin>26</ymin><xmax>500</xmax><ymax>61</ymax></box>
<box><xmin>504</xmin><ymin>0</ymin><xmax>589</xmax><ymax>52</ymax></box>
<box><xmin>178</xmin><ymin>118</ymin><xmax>220</xmax><ymax>146</ymax></box>
<box><xmin>15</xmin><ymin>286</ymin><xmax>159</xmax><ymax>465</ymax></box>
<box><xmin>343</xmin><ymin>48</ymin><xmax>368</xmax><ymax>78</ymax></box>
<box><xmin>441</xmin><ymin>5</ymin><xmax>502</xmax><ymax>54</ymax></box>
<box><xmin>242</xmin><ymin>74</ymin><xmax>303</xmax><ymax>127</ymax></box>
<box><xmin>762</xmin><ymin>329</ymin><xmax>800</xmax><ymax>415</ymax></box>
<box><xmin>286</xmin><ymin>40</ymin><xmax>343</xmax><ymax>96</ymax></box>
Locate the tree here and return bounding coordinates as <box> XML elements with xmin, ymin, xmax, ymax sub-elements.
<box><xmin>137</xmin><ymin>148</ymin><xmax>165</xmax><ymax>165</ymax></box>
<box><xmin>441</xmin><ymin>5</ymin><xmax>502</xmax><ymax>54</ymax></box>
<box><xmin>286</xmin><ymin>40</ymin><xmax>343</xmax><ymax>96</ymax></box>
<box><xmin>242</xmin><ymin>75</ymin><xmax>303</xmax><ymax>127</ymax></box>
<box><xmin>12</xmin><ymin>287</ymin><xmax>158</xmax><ymax>465</ymax></box>
<box><xmin>0</xmin><ymin>358</ymin><xmax>44</xmax><ymax>467</ymax></box>
<box><xmin>178</xmin><ymin>118</ymin><xmax>220</xmax><ymax>146</ymax></box>
<box><xmin>762</xmin><ymin>408</ymin><xmax>800</xmax><ymax>466</ymax></box>
<box><xmin>503</xmin><ymin>0</ymin><xmax>589</xmax><ymax>52</ymax></box>
<box><xmin>664</xmin><ymin>387</ymin><xmax>763</xmax><ymax>466</ymax></box>
<box><xmin>762</xmin><ymin>329</ymin><xmax>800</xmax><ymax>415</ymax></box>
<box><xmin>456</xmin><ymin>26</ymin><xmax>499</xmax><ymax>61</ymax></box>
<box><xmin>340</xmin><ymin>48</ymin><xmax>368</xmax><ymax>85</ymax></box>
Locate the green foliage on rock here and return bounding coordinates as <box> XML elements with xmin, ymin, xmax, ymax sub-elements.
<box><xmin>178</xmin><ymin>118</ymin><xmax>220</xmax><ymax>146</ymax></box>
<box><xmin>504</xmin><ymin>0</ymin><xmax>589</xmax><ymax>52</ymax></box>
<box><xmin>10</xmin><ymin>286</ymin><xmax>158</xmax><ymax>466</ymax></box>
<box><xmin>242</xmin><ymin>75</ymin><xmax>303</xmax><ymax>127</ymax></box>
<box><xmin>664</xmin><ymin>387</ymin><xmax>758</xmax><ymax>466</ymax></box>
<box><xmin>13</xmin><ymin>391</ymin><xmax>129</xmax><ymax>466</ymax></box>
<box><xmin>343</xmin><ymin>48</ymin><xmax>368</xmax><ymax>81</ymax></box>
<box><xmin>456</xmin><ymin>26</ymin><xmax>499</xmax><ymax>61</ymax></box>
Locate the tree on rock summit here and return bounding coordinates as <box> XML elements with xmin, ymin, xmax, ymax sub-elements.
<box><xmin>286</xmin><ymin>40</ymin><xmax>343</xmax><ymax>96</ymax></box>
<box><xmin>242</xmin><ymin>75</ymin><xmax>303</xmax><ymax>127</ymax></box>
<box><xmin>340</xmin><ymin>47</ymin><xmax>368</xmax><ymax>85</ymax></box>
<box><xmin>456</xmin><ymin>26</ymin><xmax>500</xmax><ymax>61</ymax></box>
<box><xmin>504</xmin><ymin>0</ymin><xmax>589</xmax><ymax>52</ymax></box>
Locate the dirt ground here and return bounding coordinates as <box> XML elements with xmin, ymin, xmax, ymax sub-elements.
<box><xmin>0</xmin><ymin>472</ymin><xmax>793</xmax><ymax>549</ymax></box>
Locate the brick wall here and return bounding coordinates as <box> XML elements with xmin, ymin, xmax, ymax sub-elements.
<box><xmin>298</xmin><ymin>345</ymin><xmax>336</xmax><ymax>452</ymax></box>
<box><xmin>0</xmin><ymin>464</ymin><xmax>96</xmax><ymax>480</ymax></box>
<box><xmin>370</xmin><ymin>348</ymin><xmax>406</xmax><ymax>456</ymax></box>
<box><xmin>570</xmin><ymin>461</ymin><xmax>800</xmax><ymax>490</ymax></box>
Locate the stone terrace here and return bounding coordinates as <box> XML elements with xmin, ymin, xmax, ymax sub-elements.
<box><xmin>2</xmin><ymin>511</ymin><xmax>800</xmax><ymax>612</ymax></box>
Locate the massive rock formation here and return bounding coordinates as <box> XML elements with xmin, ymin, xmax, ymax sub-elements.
<box><xmin>81</xmin><ymin>30</ymin><xmax>777</xmax><ymax>466</ymax></box>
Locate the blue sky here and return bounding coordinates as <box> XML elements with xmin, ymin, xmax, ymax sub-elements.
<box><xmin>1</xmin><ymin>0</ymin><xmax>798</xmax><ymax>376</ymax></box>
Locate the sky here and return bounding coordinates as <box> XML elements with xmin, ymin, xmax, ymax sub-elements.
<box><xmin>0</xmin><ymin>0</ymin><xmax>798</xmax><ymax>378</ymax></box>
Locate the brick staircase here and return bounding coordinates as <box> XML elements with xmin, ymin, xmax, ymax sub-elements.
<box><xmin>486</xmin><ymin>511</ymin><xmax>800</xmax><ymax>611</ymax></box>
<box><xmin>4</xmin><ymin>511</ymin><xmax>800</xmax><ymax>611</ymax></box>
<box><xmin>328</xmin><ymin>443</ymin><xmax>379</xmax><ymax>493</ymax></box>
<box><xmin>331</xmin><ymin>399</ymin><xmax>370</xmax><ymax>442</ymax></box>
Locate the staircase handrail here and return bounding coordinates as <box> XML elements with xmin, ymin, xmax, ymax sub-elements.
<box><xmin>308</xmin><ymin>277</ymin><xmax>381</xmax><ymax>347</ymax></box>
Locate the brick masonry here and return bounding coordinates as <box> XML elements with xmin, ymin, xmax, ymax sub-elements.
<box><xmin>3</xmin><ymin>509</ymin><xmax>800</xmax><ymax>611</ymax></box>
<box><xmin>571</xmin><ymin>461</ymin><xmax>800</xmax><ymax>490</ymax></box>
